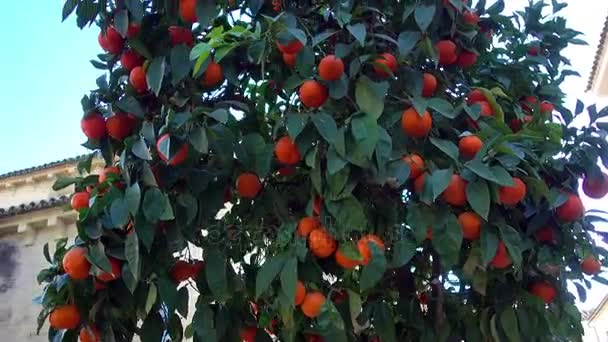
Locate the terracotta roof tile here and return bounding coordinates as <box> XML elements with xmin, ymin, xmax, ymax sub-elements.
<box><xmin>0</xmin><ymin>155</ymin><xmax>87</xmax><ymax>180</ymax></box>
<box><xmin>0</xmin><ymin>196</ymin><xmax>70</xmax><ymax>219</ymax></box>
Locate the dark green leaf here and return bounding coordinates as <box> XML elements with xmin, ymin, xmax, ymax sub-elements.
<box><xmin>62</xmin><ymin>0</ymin><xmax>78</xmax><ymax>21</ymax></box>
<box><xmin>414</xmin><ymin>5</ymin><xmax>436</xmax><ymax>32</ymax></box>
<box><xmin>312</xmin><ymin>112</ymin><xmax>338</xmax><ymax>145</ymax></box>
<box><xmin>87</xmin><ymin>241</ymin><xmax>112</xmax><ymax>273</ymax></box>
<box><xmin>480</xmin><ymin>227</ymin><xmax>498</xmax><ymax>266</ymax></box>
<box><xmin>125</xmin><ymin>230</ymin><xmax>140</xmax><ymax>281</ymax></box>
<box><xmin>190</xmin><ymin>126</ymin><xmax>209</xmax><ymax>153</ymax></box>
<box><xmin>355</xmin><ymin>76</ymin><xmax>389</xmax><ymax>118</ymax></box>
<box><xmin>428</xmin><ymin>98</ymin><xmax>455</xmax><ymax>118</ymax></box>
<box><xmin>171</xmin><ymin>45</ymin><xmax>192</xmax><ymax>85</ymax></box>
<box><xmin>500</xmin><ymin>308</ymin><xmax>521</xmax><ymax>342</ymax></box>
<box><xmin>158</xmin><ymin>276</ymin><xmax>179</xmax><ymax>312</ymax></box>
<box><xmin>256</xmin><ymin>253</ymin><xmax>287</xmax><ymax>299</ymax></box>
<box><xmin>116</xmin><ymin>96</ymin><xmax>145</xmax><ymax>117</ymax></box>
<box><xmin>360</xmin><ymin>244</ymin><xmax>387</xmax><ymax>291</ymax></box>
<box><xmin>280</xmin><ymin>257</ymin><xmax>298</xmax><ymax>306</ymax></box>
<box><xmin>204</xmin><ymin>246</ymin><xmax>229</xmax><ymax>301</ymax></box>
<box><xmin>430</xmin><ymin>137</ymin><xmax>459</xmax><ymax>162</ymax></box>
<box><xmin>146</xmin><ymin>56</ymin><xmax>166</xmax><ymax>96</ymax></box>
<box><xmin>397</xmin><ymin>31</ymin><xmax>421</xmax><ymax>57</ymax></box>
<box><xmin>125</xmin><ymin>0</ymin><xmax>144</xmax><ymax>21</ymax></box>
<box><xmin>374</xmin><ymin>302</ymin><xmax>397</xmax><ymax>342</ymax></box>
<box><xmin>125</xmin><ymin>183</ymin><xmax>141</xmax><ymax>215</ymax></box>
<box><xmin>466</xmin><ymin>180</ymin><xmax>490</xmax><ymax>219</ymax></box>
<box><xmin>110</xmin><ymin>197</ymin><xmax>130</xmax><ymax>228</ymax></box>
<box><xmin>52</xmin><ymin>176</ymin><xmax>78</xmax><ymax>191</ymax></box>
<box><xmin>498</xmin><ymin>224</ymin><xmax>522</xmax><ymax>266</ymax></box>
<box><xmin>346</xmin><ymin>23</ymin><xmax>366</xmax><ymax>46</ymax></box>
<box><xmin>391</xmin><ymin>237</ymin><xmax>417</xmax><ymax>268</ymax></box>
<box><xmin>143</xmin><ymin>188</ymin><xmax>165</xmax><ymax>223</ymax></box>
<box><xmin>326</xmin><ymin>196</ymin><xmax>367</xmax><ymax>233</ymax></box>
<box><xmin>430</xmin><ymin>168</ymin><xmax>453</xmax><ymax>200</ymax></box>
<box><xmin>131</xmin><ymin>136</ymin><xmax>152</xmax><ymax>160</ymax></box>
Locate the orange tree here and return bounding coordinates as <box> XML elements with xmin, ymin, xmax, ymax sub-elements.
<box><xmin>36</xmin><ymin>0</ymin><xmax>608</xmax><ymax>341</ymax></box>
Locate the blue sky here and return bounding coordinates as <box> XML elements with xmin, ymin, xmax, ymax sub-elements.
<box><xmin>0</xmin><ymin>2</ymin><xmax>97</xmax><ymax>174</ymax></box>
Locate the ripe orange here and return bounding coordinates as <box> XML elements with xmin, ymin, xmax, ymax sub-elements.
<box><xmin>458</xmin><ymin>212</ymin><xmax>482</xmax><ymax>240</ymax></box>
<box><xmin>276</xmin><ymin>40</ymin><xmax>304</xmax><ymax>54</ymax></box>
<box><xmin>282</xmin><ymin>52</ymin><xmax>296</xmax><ymax>67</ymax></box>
<box><xmin>535</xmin><ymin>226</ymin><xmax>556</xmax><ymax>244</ymax></box>
<box><xmin>426</xmin><ymin>227</ymin><xmax>433</xmax><ymax>240</ymax></box>
<box><xmin>555</xmin><ymin>193</ymin><xmax>584</xmax><ymax>222</ymax></box>
<box><xmin>297</xmin><ymin>217</ymin><xmax>320</xmax><ymax>237</ymax></box>
<box><xmin>278</xmin><ymin>166</ymin><xmax>296</xmax><ymax>177</ymax></box>
<box><xmin>308</xmin><ymin>228</ymin><xmax>336</xmax><ymax>258</ymax></box>
<box><xmin>422</xmin><ymin>73</ymin><xmax>437</xmax><ymax>97</ymax></box>
<box><xmin>240</xmin><ymin>326</ymin><xmax>257</xmax><ymax>342</ymax></box>
<box><xmin>373</xmin><ymin>53</ymin><xmax>398</xmax><ymax>77</ymax></box>
<box><xmin>318</xmin><ymin>55</ymin><xmax>344</xmax><ymax>81</ymax></box>
<box><xmin>401</xmin><ymin>108</ymin><xmax>432</xmax><ymax>138</ymax></box>
<box><xmin>97</xmin><ymin>258</ymin><xmax>122</xmax><ymax>282</ymax></box>
<box><xmin>201</xmin><ymin>61</ymin><xmax>223</xmax><ymax>88</ymax></box>
<box><xmin>129</xmin><ymin>66</ymin><xmax>148</xmax><ymax>93</ymax></box>
<box><xmin>456</xmin><ymin>51</ymin><xmax>478</xmax><ymax>68</ymax></box>
<box><xmin>335</xmin><ymin>249</ymin><xmax>360</xmax><ymax>269</ymax></box>
<box><xmin>540</xmin><ymin>101</ymin><xmax>554</xmax><ymax>114</ymax></box>
<box><xmin>581</xmin><ymin>256</ymin><xmax>601</xmax><ymax>275</ymax></box>
<box><xmin>402</xmin><ymin>154</ymin><xmax>425</xmax><ymax>179</ymax></box>
<box><xmin>301</xmin><ymin>291</ymin><xmax>326</xmax><ymax>318</ymax></box>
<box><xmin>275</xmin><ymin>136</ymin><xmax>301</xmax><ymax>165</ymax></box>
<box><xmin>106</xmin><ymin>113</ymin><xmax>136</xmax><ymax>141</ymax></box>
<box><xmin>127</xmin><ymin>22</ymin><xmax>140</xmax><ymax>38</ymax></box>
<box><xmin>498</xmin><ymin>177</ymin><xmax>526</xmax><ymax>206</ymax></box>
<box><xmin>435</xmin><ymin>40</ymin><xmax>457</xmax><ymax>65</ymax></box>
<box><xmin>236</xmin><ymin>173</ymin><xmax>262</xmax><ymax>199</ymax></box>
<box><xmin>295</xmin><ymin>280</ymin><xmax>306</xmax><ymax>305</ymax></box>
<box><xmin>156</xmin><ymin>134</ymin><xmax>190</xmax><ymax>166</ymax></box>
<box><xmin>458</xmin><ymin>135</ymin><xmax>483</xmax><ymax>159</ymax></box>
<box><xmin>170</xmin><ymin>260</ymin><xmax>195</xmax><ymax>283</ymax></box>
<box><xmin>169</xmin><ymin>26</ymin><xmax>194</xmax><ymax>47</ymax></box>
<box><xmin>98</xmin><ymin>26</ymin><xmax>124</xmax><ymax>54</ymax></box>
<box><xmin>71</xmin><ymin>192</ymin><xmax>90</xmax><ymax>211</ymax></box>
<box><xmin>120</xmin><ymin>49</ymin><xmax>144</xmax><ymax>72</ymax></box>
<box><xmin>442</xmin><ymin>175</ymin><xmax>467</xmax><ymax>207</ymax></box>
<box><xmin>80</xmin><ymin>325</ymin><xmax>101</xmax><ymax>342</ymax></box>
<box><xmin>414</xmin><ymin>173</ymin><xmax>427</xmax><ymax>194</ymax></box>
<box><xmin>463</xmin><ymin>11</ymin><xmax>479</xmax><ymax>25</ymax></box>
<box><xmin>99</xmin><ymin>166</ymin><xmax>120</xmax><ymax>184</ymax></box>
<box><xmin>49</xmin><ymin>304</ymin><xmax>81</xmax><ymax>330</ymax></box>
<box><xmin>299</xmin><ymin>80</ymin><xmax>328</xmax><ymax>108</ymax></box>
<box><xmin>357</xmin><ymin>234</ymin><xmax>385</xmax><ymax>265</ymax></box>
<box><xmin>583</xmin><ymin>172</ymin><xmax>608</xmax><ymax>199</ymax></box>
<box><xmin>179</xmin><ymin>0</ymin><xmax>197</xmax><ymax>23</ymax></box>
<box><xmin>63</xmin><ymin>246</ymin><xmax>91</xmax><ymax>280</ymax></box>
<box><xmin>529</xmin><ymin>281</ymin><xmax>557</xmax><ymax>304</ymax></box>
<box><xmin>476</xmin><ymin>101</ymin><xmax>493</xmax><ymax>117</ymax></box>
<box><xmin>81</xmin><ymin>112</ymin><xmax>107</xmax><ymax>140</ymax></box>
<box><xmin>520</xmin><ymin>96</ymin><xmax>538</xmax><ymax>113</ymax></box>
<box><xmin>466</xmin><ymin>89</ymin><xmax>486</xmax><ymax>105</ymax></box>
<box><xmin>490</xmin><ymin>241</ymin><xmax>512</xmax><ymax>269</ymax></box>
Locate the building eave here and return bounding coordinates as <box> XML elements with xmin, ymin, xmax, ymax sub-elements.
<box><xmin>587</xmin><ymin>14</ymin><xmax>608</xmax><ymax>92</ymax></box>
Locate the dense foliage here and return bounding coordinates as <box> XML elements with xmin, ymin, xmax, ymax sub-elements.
<box><xmin>36</xmin><ymin>0</ymin><xmax>608</xmax><ymax>341</ymax></box>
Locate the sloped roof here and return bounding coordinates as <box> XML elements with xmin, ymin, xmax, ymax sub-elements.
<box><xmin>0</xmin><ymin>155</ymin><xmax>87</xmax><ymax>180</ymax></box>
<box><xmin>0</xmin><ymin>196</ymin><xmax>70</xmax><ymax>219</ymax></box>
<box><xmin>586</xmin><ymin>14</ymin><xmax>608</xmax><ymax>91</ymax></box>
<box><xmin>583</xmin><ymin>293</ymin><xmax>608</xmax><ymax>322</ymax></box>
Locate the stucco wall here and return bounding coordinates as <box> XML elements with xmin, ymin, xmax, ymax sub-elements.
<box><xmin>0</xmin><ymin>208</ymin><xmax>77</xmax><ymax>342</ymax></box>
<box><xmin>584</xmin><ymin>305</ymin><xmax>608</xmax><ymax>342</ymax></box>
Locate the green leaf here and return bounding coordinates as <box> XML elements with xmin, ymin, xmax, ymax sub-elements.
<box><xmin>280</xmin><ymin>257</ymin><xmax>298</xmax><ymax>306</ymax></box>
<box><xmin>236</xmin><ymin>133</ymin><xmax>273</xmax><ymax>177</ymax></box>
<box><xmin>432</xmin><ymin>213</ymin><xmax>463</xmax><ymax>267</ymax></box>
<box><xmin>190</xmin><ymin>126</ymin><xmax>209</xmax><ymax>153</ymax></box>
<box><xmin>346</xmin><ymin>23</ymin><xmax>366</xmax><ymax>46</ymax></box>
<box><xmin>146</xmin><ymin>56</ymin><xmax>166</xmax><ymax>96</ymax></box>
<box><xmin>140</xmin><ymin>312</ymin><xmax>164</xmax><ymax>342</ymax></box>
<box><xmin>480</xmin><ymin>228</ymin><xmax>499</xmax><ymax>266</ymax></box>
<box><xmin>355</xmin><ymin>76</ymin><xmax>389</xmax><ymax>119</ymax></box>
<box><xmin>500</xmin><ymin>308</ymin><xmax>521</xmax><ymax>342</ymax></box>
<box><xmin>145</xmin><ymin>283</ymin><xmax>158</xmax><ymax>315</ymax></box>
<box><xmin>62</xmin><ymin>0</ymin><xmax>78</xmax><ymax>21</ymax></box>
<box><xmin>414</xmin><ymin>4</ymin><xmax>436</xmax><ymax>32</ymax></box>
<box><xmin>397</xmin><ymin>31</ymin><xmax>421</xmax><ymax>57</ymax></box>
<box><xmin>351</xmin><ymin>113</ymin><xmax>379</xmax><ymax>158</ymax></box>
<box><xmin>125</xmin><ymin>183</ymin><xmax>141</xmax><ymax>215</ymax></box>
<box><xmin>110</xmin><ymin>197</ymin><xmax>130</xmax><ymax>228</ymax></box>
<box><xmin>131</xmin><ymin>136</ymin><xmax>152</xmax><ymax>160</ymax></box>
<box><xmin>204</xmin><ymin>246</ymin><xmax>229</xmax><ymax>301</ymax></box>
<box><xmin>327</xmin><ymin>147</ymin><xmax>348</xmax><ymax>175</ymax></box>
<box><xmin>360</xmin><ymin>244</ymin><xmax>387</xmax><ymax>291</ymax></box>
<box><xmin>391</xmin><ymin>237</ymin><xmax>418</xmax><ymax>268</ymax></box>
<box><xmin>327</xmin><ymin>165</ymin><xmax>350</xmax><ymax>199</ymax></box>
<box><xmin>430</xmin><ymin>137</ymin><xmax>459</xmax><ymax>162</ymax></box>
<box><xmin>143</xmin><ymin>188</ymin><xmax>166</xmax><ymax>223</ymax></box>
<box><xmin>256</xmin><ymin>253</ymin><xmax>287</xmax><ymax>299</ymax></box>
<box><xmin>286</xmin><ymin>113</ymin><xmax>308</xmax><ymax>139</ymax></box>
<box><xmin>52</xmin><ymin>176</ymin><xmax>78</xmax><ymax>191</ymax></box>
<box><xmin>312</xmin><ymin>31</ymin><xmax>336</xmax><ymax>46</ymax></box>
<box><xmin>116</xmin><ymin>96</ymin><xmax>145</xmax><ymax>117</ymax></box>
<box><xmin>196</xmin><ymin>0</ymin><xmax>218</xmax><ymax>28</ymax></box>
<box><xmin>326</xmin><ymin>196</ymin><xmax>368</xmax><ymax>233</ymax></box>
<box><xmin>466</xmin><ymin>180</ymin><xmax>490</xmax><ymax>219</ymax></box>
<box><xmin>193</xmin><ymin>303</ymin><xmax>217</xmax><ymax>340</ymax></box>
<box><xmin>158</xmin><ymin>276</ymin><xmax>178</xmax><ymax>312</ymax></box>
<box><xmin>114</xmin><ymin>10</ymin><xmax>128</xmax><ymax>37</ymax></box>
<box><xmin>191</xmin><ymin>43</ymin><xmax>212</xmax><ymax>76</ymax></box>
<box><xmin>125</xmin><ymin>0</ymin><xmax>144</xmax><ymax>21</ymax></box>
<box><xmin>206</xmin><ymin>109</ymin><xmax>229</xmax><ymax>124</ymax></box>
<box><xmin>177</xmin><ymin>192</ymin><xmax>198</xmax><ymax>225</ymax></box>
<box><xmin>465</xmin><ymin>159</ymin><xmax>498</xmax><ymax>184</ymax></box>
<box><xmin>498</xmin><ymin>224</ymin><xmax>522</xmax><ymax>266</ymax></box>
<box><xmin>428</xmin><ymin>98</ymin><xmax>456</xmax><ymax>118</ymax></box>
<box><xmin>490</xmin><ymin>166</ymin><xmax>515</xmax><ymax>187</ymax></box>
<box><xmin>429</xmin><ymin>168</ymin><xmax>453</xmax><ymax>200</ymax></box>
<box><xmin>125</xmin><ymin>231</ymin><xmax>140</xmax><ymax>281</ymax></box>
<box><xmin>312</xmin><ymin>112</ymin><xmax>338</xmax><ymax>145</ymax></box>
<box><xmin>171</xmin><ymin>44</ymin><xmax>192</xmax><ymax>85</ymax></box>
<box><xmin>374</xmin><ymin>302</ymin><xmax>397</xmax><ymax>342</ymax></box>
<box><xmin>87</xmin><ymin>241</ymin><xmax>112</xmax><ymax>274</ymax></box>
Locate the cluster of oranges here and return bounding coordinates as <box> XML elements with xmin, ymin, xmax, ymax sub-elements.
<box><xmin>81</xmin><ymin>112</ymin><xmax>137</xmax><ymax>142</ymax></box>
